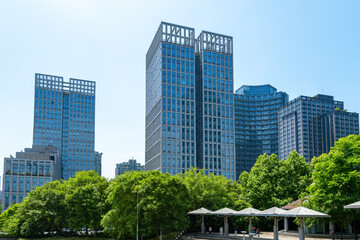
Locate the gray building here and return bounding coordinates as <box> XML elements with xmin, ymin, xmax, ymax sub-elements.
<box><xmin>33</xmin><ymin>73</ymin><xmax>97</xmax><ymax>180</ymax></box>
<box><xmin>2</xmin><ymin>145</ymin><xmax>60</xmax><ymax>212</ymax></box>
<box><xmin>94</xmin><ymin>151</ymin><xmax>102</xmax><ymax>176</ymax></box>
<box><xmin>278</xmin><ymin>94</ymin><xmax>359</xmax><ymax>161</ymax></box>
<box><xmin>115</xmin><ymin>158</ymin><xmax>144</xmax><ymax>176</ymax></box>
<box><xmin>145</xmin><ymin>22</ymin><xmax>236</xmax><ymax>180</ymax></box>
<box><xmin>234</xmin><ymin>85</ymin><xmax>288</xmax><ymax>178</ymax></box>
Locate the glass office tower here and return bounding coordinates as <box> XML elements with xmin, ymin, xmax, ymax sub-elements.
<box><xmin>195</xmin><ymin>31</ymin><xmax>236</xmax><ymax>180</ymax></box>
<box><xmin>145</xmin><ymin>22</ymin><xmax>236</xmax><ymax>180</ymax></box>
<box><xmin>234</xmin><ymin>85</ymin><xmax>288</xmax><ymax>178</ymax></box>
<box><xmin>33</xmin><ymin>73</ymin><xmax>96</xmax><ymax>179</ymax></box>
<box><xmin>278</xmin><ymin>94</ymin><xmax>359</xmax><ymax>161</ymax></box>
<box><xmin>145</xmin><ymin>22</ymin><xmax>196</xmax><ymax>174</ymax></box>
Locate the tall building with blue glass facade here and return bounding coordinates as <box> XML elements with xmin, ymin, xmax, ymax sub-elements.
<box><xmin>278</xmin><ymin>94</ymin><xmax>359</xmax><ymax>161</ymax></box>
<box><xmin>145</xmin><ymin>22</ymin><xmax>236</xmax><ymax>180</ymax></box>
<box><xmin>33</xmin><ymin>73</ymin><xmax>96</xmax><ymax>180</ymax></box>
<box><xmin>234</xmin><ymin>85</ymin><xmax>288</xmax><ymax>178</ymax></box>
<box><xmin>195</xmin><ymin>31</ymin><xmax>236</xmax><ymax>180</ymax></box>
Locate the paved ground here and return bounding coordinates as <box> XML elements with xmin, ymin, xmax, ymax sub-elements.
<box><xmin>183</xmin><ymin>231</ymin><xmax>354</xmax><ymax>240</ymax></box>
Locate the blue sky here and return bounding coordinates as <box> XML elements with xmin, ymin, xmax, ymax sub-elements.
<box><xmin>0</xmin><ymin>0</ymin><xmax>359</xmax><ymax>180</ymax></box>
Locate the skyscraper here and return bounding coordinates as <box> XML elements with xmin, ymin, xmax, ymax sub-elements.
<box><xmin>145</xmin><ymin>22</ymin><xmax>236</xmax><ymax>180</ymax></box>
<box><xmin>195</xmin><ymin>31</ymin><xmax>236</xmax><ymax>180</ymax></box>
<box><xmin>234</xmin><ymin>85</ymin><xmax>288</xmax><ymax>178</ymax></box>
<box><xmin>115</xmin><ymin>158</ymin><xmax>144</xmax><ymax>176</ymax></box>
<box><xmin>278</xmin><ymin>94</ymin><xmax>359</xmax><ymax>161</ymax></box>
<box><xmin>94</xmin><ymin>151</ymin><xmax>102</xmax><ymax>176</ymax></box>
<box><xmin>33</xmin><ymin>73</ymin><xmax>96</xmax><ymax>180</ymax></box>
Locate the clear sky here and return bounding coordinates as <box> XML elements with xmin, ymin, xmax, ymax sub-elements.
<box><xmin>0</xmin><ymin>0</ymin><xmax>359</xmax><ymax>181</ymax></box>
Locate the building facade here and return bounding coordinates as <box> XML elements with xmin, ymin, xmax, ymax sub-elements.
<box><xmin>115</xmin><ymin>158</ymin><xmax>144</xmax><ymax>176</ymax></box>
<box><xmin>234</xmin><ymin>85</ymin><xmax>288</xmax><ymax>178</ymax></box>
<box><xmin>2</xmin><ymin>146</ymin><xmax>60</xmax><ymax>212</ymax></box>
<box><xmin>94</xmin><ymin>151</ymin><xmax>102</xmax><ymax>176</ymax></box>
<box><xmin>145</xmin><ymin>22</ymin><xmax>236</xmax><ymax>180</ymax></box>
<box><xmin>195</xmin><ymin>31</ymin><xmax>236</xmax><ymax>179</ymax></box>
<box><xmin>33</xmin><ymin>73</ymin><xmax>96</xmax><ymax>180</ymax></box>
<box><xmin>278</xmin><ymin>94</ymin><xmax>359</xmax><ymax>161</ymax></box>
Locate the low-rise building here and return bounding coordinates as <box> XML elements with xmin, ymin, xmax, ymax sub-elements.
<box><xmin>2</xmin><ymin>145</ymin><xmax>60</xmax><ymax>212</ymax></box>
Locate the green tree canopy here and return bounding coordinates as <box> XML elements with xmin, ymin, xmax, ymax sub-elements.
<box><xmin>239</xmin><ymin>151</ymin><xmax>311</xmax><ymax>210</ymax></box>
<box><xmin>305</xmin><ymin>135</ymin><xmax>360</xmax><ymax>232</ymax></box>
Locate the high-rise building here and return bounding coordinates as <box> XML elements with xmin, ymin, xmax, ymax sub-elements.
<box><xmin>33</xmin><ymin>73</ymin><xmax>96</xmax><ymax>180</ymax></box>
<box><xmin>145</xmin><ymin>22</ymin><xmax>236</xmax><ymax>180</ymax></box>
<box><xmin>2</xmin><ymin>146</ymin><xmax>60</xmax><ymax>212</ymax></box>
<box><xmin>195</xmin><ymin>31</ymin><xmax>236</xmax><ymax>180</ymax></box>
<box><xmin>115</xmin><ymin>158</ymin><xmax>144</xmax><ymax>176</ymax></box>
<box><xmin>278</xmin><ymin>94</ymin><xmax>359</xmax><ymax>161</ymax></box>
<box><xmin>318</xmin><ymin>110</ymin><xmax>359</xmax><ymax>154</ymax></box>
<box><xmin>234</xmin><ymin>85</ymin><xmax>288</xmax><ymax>178</ymax></box>
<box><xmin>94</xmin><ymin>151</ymin><xmax>102</xmax><ymax>176</ymax></box>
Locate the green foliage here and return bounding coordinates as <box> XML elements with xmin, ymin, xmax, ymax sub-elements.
<box><xmin>0</xmin><ymin>202</ymin><xmax>22</xmax><ymax>235</ymax></box>
<box><xmin>239</xmin><ymin>151</ymin><xmax>312</xmax><ymax>210</ymax></box>
<box><xmin>102</xmin><ymin>171</ymin><xmax>189</xmax><ymax>239</ymax></box>
<box><xmin>18</xmin><ymin>180</ymin><xmax>67</xmax><ymax>236</ymax></box>
<box><xmin>66</xmin><ymin>171</ymin><xmax>109</xmax><ymax>234</ymax></box>
<box><xmin>305</xmin><ymin>135</ymin><xmax>360</xmax><ymax>228</ymax></box>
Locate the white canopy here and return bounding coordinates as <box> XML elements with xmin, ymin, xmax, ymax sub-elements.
<box><xmin>256</xmin><ymin>207</ymin><xmax>287</xmax><ymax>216</ymax></box>
<box><xmin>344</xmin><ymin>201</ymin><xmax>360</xmax><ymax>209</ymax></box>
<box><xmin>236</xmin><ymin>207</ymin><xmax>260</xmax><ymax>216</ymax></box>
<box><xmin>278</xmin><ymin>206</ymin><xmax>330</xmax><ymax>218</ymax></box>
<box><xmin>188</xmin><ymin>207</ymin><xmax>213</xmax><ymax>215</ymax></box>
<box><xmin>211</xmin><ymin>207</ymin><xmax>237</xmax><ymax>216</ymax></box>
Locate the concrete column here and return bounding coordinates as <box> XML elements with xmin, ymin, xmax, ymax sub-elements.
<box><xmin>224</xmin><ymin>216</ymin><xmax>229</xmax><ymax>236</ymax></box>
<box><xmin>299</xmin><ymin>218</ymin><xmax>305</xmax><ymax>240</ymax></box>
<box><xmin>201</xmin><ymin>216</ymin><xmax>205</xmax><ymax>234</ymax></box>
<box><xmin>273</xmin><ymin>217</ymin><xmax>279</xmax><ymax>240</ymax></box>
<box><xmin>284</xmin><ymin>217</ymin><xmax>289</xmax><ymax>232</ymax></box>
<box><xmin>248</xmin><ymin>216</ymin><xmax>252</xmax><ymax>234</ymax></box>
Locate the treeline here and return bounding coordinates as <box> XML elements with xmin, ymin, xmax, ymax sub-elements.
<box><xmin>1</xmin><ymin>135</ymin><xmax>360</xmax><ymax>239</ymax></box>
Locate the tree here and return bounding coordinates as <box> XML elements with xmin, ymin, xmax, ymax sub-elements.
<box><xmin>102</xmin><ymin>171</ymin><xmax>189</xmax><ymax>239</ymax></box>
<box><xmin>239</xmin><ymin>151</ymin><xmax>311</xmax><ymax>210</ymax></box>
<box><xmin>0</xmin><ymin>203</ymin><xmax>22</xmax><ymax>236</ymax></box>
<box><xmin>18</xmin><ymin>180</ymin><xmax>67</xmax><ymax>236</ymax></box>
<box><xmin>305</xmin><ymin>135</ymin><xmax>360</xmax><ymax>238</ymax></box>
<box><xmin>65</xmin><ymin>171</ymin><xmax>109</xmax><ymax>235</ymax></box>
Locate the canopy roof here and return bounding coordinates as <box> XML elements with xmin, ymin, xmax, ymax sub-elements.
<box><xmin>256</xmin><ymin>207</ymin><xmax>287</xmax><ymax>216</ymax></box>
<box><xmin>211</xmin><ymin>207</ymin><xmax>237</xmax><ymax>216</ymax></box>
<box><xmin>236</xmin><ymin>207</ymin><xmax>260</xmax><ymax>216</ymax></box>
<box><xmin>344</xmin><ymin>201</ymin><xmax>360</xmax><ymax>209</ymax></box>
<box><xmin>278</xmin><ymin>207</ymin><xmax>330</xmax><ymax>218</ymax></box>
<box><xmin>188</xmin><ymin>207</ymin><xmax>213</xmax><ymax>215</ymax></box>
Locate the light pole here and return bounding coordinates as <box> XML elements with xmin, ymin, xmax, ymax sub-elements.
<box><xmin>135</xmin><ymin>191</ymin><xmax>139</xmax><ymax>240</ymax></box>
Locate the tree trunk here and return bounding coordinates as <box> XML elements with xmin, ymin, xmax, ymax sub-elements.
<box><xmin>86</xmin><ymin>227</ymin><xmax>88</xmax><ymax>236</ymax></box>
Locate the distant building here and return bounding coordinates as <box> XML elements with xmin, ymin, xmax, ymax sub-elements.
<box><xmin>94</xmin><ymin>151</ymin><xmax>102</xmax><ymax>176</ymax></box>
<box><xmin>2</xmin><ymin>145</ymin><xmax>60</xmax><ymax>212</ymax></box>
<box><xmin>33</xmin><ymin>73</ymin><xmax>96</xmax><ymax>180</ymax></box>
<box><xmin>279</xmin><ymin>94</ymin><xmax>359</xmax><ymax>161</ymax></box>
<box><xmin>234</xmin><ymin>85</ymin><xmax>288</xmax><ymax>178</ymax></box>
<box><xmin>115</xmin><ymin>158</ymin><xmax>144</xmax><ymax>176</ymax></box>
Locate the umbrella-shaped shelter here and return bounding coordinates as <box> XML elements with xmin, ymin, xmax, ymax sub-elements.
<box><xmin>188</xmin><ymin>207</ymin><xmax>213</xmax><ymax>234</ymax></box>
<box><xmin>256</xmin><ymin>207</ymin><xmax>287</xmax><ymax>240</ymax></box>
<box><xmin>211</xmin><ymin>207</ymin><xmax>237</xmax><ymax>236</ymax></box>
<box><xmin>235</xmin><ymin>207</ymin><xmax>260</xmax><ymax>234</ymax></box>
<box><xmin>279</xmin><ymin>206</ymin><xmax>330</xmax><ymax>240</ymax></box>
<box><xmin>344</xmin><ymin>201</ymin><xmax>360</xmax><ymax>209</ymax></box>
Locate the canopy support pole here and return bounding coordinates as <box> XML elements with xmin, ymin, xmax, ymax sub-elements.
<box><xmin>299</xmin><ymin>217</ymin><xmax>305</xmax><ymax>240</ymax></box>
<box><xmin>201</xmin><ymin>215</ymin><xmax>205</xmax><ymax>234</ymax></box>
<box><xmin>224</xmin><ymin>216</ymin><xmax>229</xmax><ymax>236</ymax></box>
<box><xmin>248</xmin><ymin>216</ymin><xmax>252</xmax><ymax>234</ymax></box>
<box><xmin>284</xmin><ymin>217</ymin><xmax>289</xmax><ymax>232</ymax></box>
<box><xmin>274</xmin><ymin>217</ymin><xmax>279</xmax><ymax>240</ymax></box>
